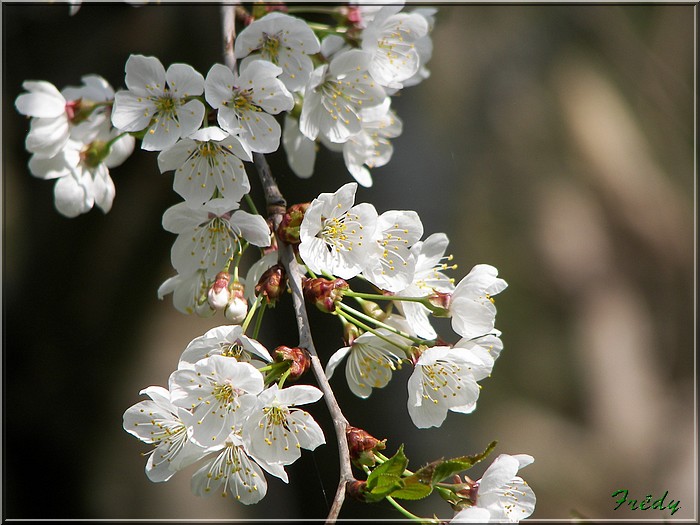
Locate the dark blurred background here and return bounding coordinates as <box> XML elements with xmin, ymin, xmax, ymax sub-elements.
<box><xmin>2</xmin><ymin>3</ymin><xmax>695</xmax><ymax>521</ymax></box>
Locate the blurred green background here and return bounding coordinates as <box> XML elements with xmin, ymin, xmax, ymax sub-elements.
<box><xmin>2</xmin><ymin>3</ymin><xmax>695</xmax><ymax>521</ymax></box>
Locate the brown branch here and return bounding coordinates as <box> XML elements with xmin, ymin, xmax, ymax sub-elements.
<box><xmin>252</xmin><ymin>153</ymin><xmax>355</xmax><ymax>524</ymax></box>
<box><xmin>221</xmin><ymin>4</ymin><xmax>237</xmax><ymax>72</ymax></box>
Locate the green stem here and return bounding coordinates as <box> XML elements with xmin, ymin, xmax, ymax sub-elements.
<box><xmin>335</xmin><ymin>308</ymin><xmax>413</xmax><ymax>356</ymax></box>
<box><xmin>386</xmin><ymin>496</ymin><xmax>436</xmax><ymax>523</ymax></box>
<box><xmin>241</xmin><ymin>295</ymin><xmax>262</xmax><ymax>334</ymax></box>
<box><xmin>338</xmin><ymin>302</ymin><xmax>425</xmax><ymax>345</ymax></box>
<box><xmin>252</xmin><ymin>302</ymin><xmax>267</xmax><ymax>340</ymax></box>
<box><xmin>244</xmin><ymin>194</ymin><xmax>260</xmax><ymax>216</ymax></box>
<box><xmin>343</xmin><ymin>290</ymin><xmax>428</xmax><ymax>304</ymax></box>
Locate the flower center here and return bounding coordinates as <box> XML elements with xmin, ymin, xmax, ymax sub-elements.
<box><xmin>319</xmin><ymin>212</ymin><xmax>363</xmax><ymax>253</ymax></box>
<box><xmin>263</xmin><ymin>405</ymin><xmax>290</xmax><ymax>426</ymax></box>
<box><xmin>261</xmin><ymin>32</ymin><xmax>282</xmax><ymax>63</ymax></box>
<box><xmin>212</xmin><ymin>381</ymin><xmax>243</xmax><ymax>405</ymax></box>
<box><xmin>155</xmin><ymin>91</ymin><xmax>178</xmax><ymax>115</ymax></box>
<box><xmin>220</xmin><ymin>341</ymin><xmax>246</xmax><ymax>359</ymax></box>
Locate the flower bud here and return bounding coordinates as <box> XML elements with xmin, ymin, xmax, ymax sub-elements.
<box><xmin>346</xmin><ymin>426</ymin><xmax>386</xmax><ymax>468</ymax></box>
<box><xmin>276</xmin><ymin>203</ymin><xmax>309</xmax><ymax>245</ymax></box>
<box><xmin>255</xmin><ymin>264</ymin><xmax>287</xmax><ymax>305</ymax></box>
<box><xmin>425</xmin><ymin>291</ymin><xmax>452</xmax><ymax>317</ymax></box>
<box><xmin>224</xmin><ymin>281</ymin><xmax>248</xmax><ymax>324</ymax></box>
<box><xmin>273</xmin><ymin>345</ymin><xmax>311</xmax><ymax>382</ymax></box>
<box><xmin>346</xmin><ymin>479</ymin><xmax>368</xmax><ymax>501</ymax></box>
<box><xmin>302</xmin><ymin>277</ymin><xmax>348</xmax><ymax>313</ymax></box>
<box><xmin>207</xmin><ymin>271</ymin><xmax>231</xmax><ymax>310</ymax></box>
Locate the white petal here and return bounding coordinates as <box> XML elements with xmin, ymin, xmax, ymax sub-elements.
<box><xmin>282</xmin><ymin>114</ymin><xmax>317</xmax><ymax>178</ymax></box>
<box><xmin>53</xmin><ymin>172</ymin><xmax>92</xmax><ymax>217</ymax></box>
<box><xmin>230</xmin><ymin>210</ymin><xmax>271</xmax><ymax>247</ymax></box>
<box><xmin>125</xmin><ymin>54</ymin><xmax>166</xmax><ymax>96</ymax></box>
<box><xmin>166</xmin><ymin>62</ymin><xmax>204</xmax><ymax>98</ymax></box>
<box><xmin>16</xmin><ymin>81</ymin><xmax>65</xmax><ymax>118</ymax></box>
<box><xmin>325</xmin><ymin>346</ymin><xmax>351</xmax><ymax>380</ymax></box>
<box><xmin>111</xmin><ymin>90</ymin><xmax>155</xmax><ymax>132</ymax></box>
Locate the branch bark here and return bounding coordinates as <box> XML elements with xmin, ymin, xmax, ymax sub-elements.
<box><xmin>252</xmin><ymin>153</ymin><xmax>355</xmax><ymax>524</ymax></box>
<box><xmin>221</xmin><ymin>4</ymin><xmax>237</xmax><ymax>72</ymax></box>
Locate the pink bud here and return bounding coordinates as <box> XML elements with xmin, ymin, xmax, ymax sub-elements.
<box><xmin>207</xmin><ymin>272</ymin><xmax>231</xmax><ymax>310</ymax></box>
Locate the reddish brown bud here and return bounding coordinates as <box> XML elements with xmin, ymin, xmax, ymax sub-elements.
<box><xmin>273</xmin><ymin>346</ymin><xmax>311</xmax><ymax>382</ymax></box>
<box><xmin>346</xmin><ymin>426</ymin><xmax>386</xmax><ymax>467</ymax></box>
<box><xmin>208</xmin><ymin>271</ymin><xmax>232</xmax><ymax>310</ymax></box>
<box><xmin>346</xmin><ymin>479</ymin><xmax>368</xmax><ymax>501</ymax></box>
<box><xmin>302</xmin><ymin>277</ymin><xmax>348</xmax><ymax>313</ymax></box>
<box><xmin>255</xmin><ymin>264</ymin><xmax>287</xmax><ymax>305</ymax></box>
<box><xmin>276</xmin><ymin>202</ymin><xmax>310</xmax><ymax>245</ymax></box>
<box><xmin>425</xmin><ymin>291</ymin><xmax>452</xmax><ymax>317</ymax></box>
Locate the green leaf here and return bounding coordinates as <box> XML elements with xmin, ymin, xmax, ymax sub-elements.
<box><xmin>363</xmin><ymin>474</ymin><xmax>404</xmax><ymax>503</ymax></box>
<box><xmin>361</xmin><ymin>445</ymin><xmax>410</xmax><ymax>502</ymax></box>
<box><xmin>366</xmin><ymin>444</ymin><xmax>408</xmax><ymax>491</ymax></box>
<box><xmin>389</xmin><ymin>475</ymin><xmax>434</xmax><ymax>500</ymax></box>
<box><xmin>431</xmin><ymin>440</ymin><xmax>497</xmax><ymax>483</ymax></box>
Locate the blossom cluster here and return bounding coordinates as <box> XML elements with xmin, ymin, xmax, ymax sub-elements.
<box><xmin>295</xmin><ymin>182</ymin><xmax>508</xmax><ymax>430</ymax></box>
<box><xmin>123</xmin><ymin>325</ymin><xmax>324</xmax><ymax>503</ymax></box>
<box><xmin>15</xmin><ymin>3</ymin><xmax>537</xmax><ymax>521</ymax></box>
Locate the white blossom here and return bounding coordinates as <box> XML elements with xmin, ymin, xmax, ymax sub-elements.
<box><xmin>450</xmin><ymin>264</ymin><xmax>507</xmax><ymax>340</ymax></box>
<box><xmin>300</xmin><ymin>49</ymin><xmax>386</xmax><ymax>144</ymax></box>
<box><xmin>205</xmin><ymin>61</ymin><xmax>294</xmax><ymax>153</ymax></box>
<box><xmin>169</xmin><ymin>355</ymin><xmax>264</xmax><ymax>449</ymax></box>
<box><xmin>451</xmin><ymin>454</ymin><xmax>536</xmax><ymax>523</ymax></box>
<box><xmin>362</xmin><ymin>209</ymin><xmax>423</xmax><ymax>292</ymax></box>
<box><xmin>325</xmin><ymin>315</ymin><xmax>410</xmax><ymax>398</ymax></box>
<box><xmin>162</xmin><ymin>198</ymin><xmax>271</xmax><ymax>279</ymax></box>
<box><xmin>235</xmin><ymin>12</ymin><xmax>321</xmax><ymax>92</ymax></box>
<box><xmin>111</xmin><ymin>54</ymin><xmax>205</xmax><ymax>151</ymax></box>
<box><xmin>394</xmin><ymin>232</ymin><xmax>456</xmax><ymax>339</ymax></box>
<box><xmin>244</xmin><ymin>384</ymin><xmax>325</xmax><ymax>465</ymax></box>
<box><xmin>178</xmin><ymin>324</ymin><xmax>272</xmax><ymax>370</ymax></box>
<box><xmin>361</xmin><ymin>5</ymin><xmax>429</xmax><ymax>89</ymax></box>
<box><xmin>337</xmin><ymin>98</ymin><xmax>403</xmax><ymax>187</ymax></box>
<box><xmin>190</xmin><ymin>430</ymin><xmax>285</xmax><ymax>504</ymax></box>
<box><xmin>158</xmin><ymin>126</ymin><xmax>252</xmax><ymax>207</ymax></box>
<box><xmin>157</xmin><ymin>269</ymin><xmax>211</xmax><ymax>315</ymax></box>
<box><xmin>122</xmin><ymin>386</ymin><xmax>207</xmax><ymax>483</ymax></box>
<box><xmin>298</xmin><ymin>182</ymin><xmax>378</xmax><ymax>279</ymax></box>
<box><xmin>27</xmin><ymin>123</ymin><xmax>134</xmax><ymax>217</ymax></box>
<box><xmin>16</xmin><ymin>75</ymin><xmax>114</xmax><ymax>158</ymax></box>
<box><xmin>406</xmin><ymin>345</ymin><xmax>491</xmax><ymax>429</ymax></box>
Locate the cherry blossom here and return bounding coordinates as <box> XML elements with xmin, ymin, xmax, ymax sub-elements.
<box><xmin>450</xmin><ymin>264</ymin><xmax>507</xmax><ymax>340</ymax></box>
<box><xmin>451</xmin><ymin>454</ymin><xmax>536</xmax><ymax>522</ymax></box>
<box><xmin>111</xmin><ymin>54</ymin><xmax>205</xmax><ymax>151</ymax></box>
<box><xmin>298</xmin><ymin>182</ymin><xmax>378</xmax><ymax>279</ymax></box>
<box><xmin>122</xmin><ymin>386</ymin><xmax>207</xmax><ymax>482</ymax></box>
<box><xmin>243</xmin><ymin>384</ymin><xmax>325</xmax><ymax>465</ymax></box>
<box><xmin>299</xmin><ymin>49</ymin><xmax>386</xmax><ymax>144</ymax></box>
<box><xmin>204</xmin><ymin>60</ymin><xmax>294</xmax><ymax>153</ymax></box>
<box><xmin>162</xmin><ymin>198</ymin><xmax>271</xmax><ymax>278</ymax></box>
<box><xmin>158</xmin><ymin>126</ymin><xmax>252</xmax><ymax>207</ymax></box>
<box><xmin>235</xmin><ymin>12</ymin><xmax>321</xmax><ymax>92</ymax></box>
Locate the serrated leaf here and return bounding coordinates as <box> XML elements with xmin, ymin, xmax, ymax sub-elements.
<box><xmin>366</xmin><ymin>444</ymin><xmax>408</xmax><ymax>491</ymax></box>
<box><xmin>363</xmin><ymin>474</ymin><xmax>404</xmax><ymax>502</ymax></box>
<box><xmin>410</xmin><ymin>440</ymin><xmax>499</xmax><ymax>489</ymax></box>
<box><xmin>389</xmin><ymin>475</ymin><xmax>434</xmax><ymax>500</ymax></box>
